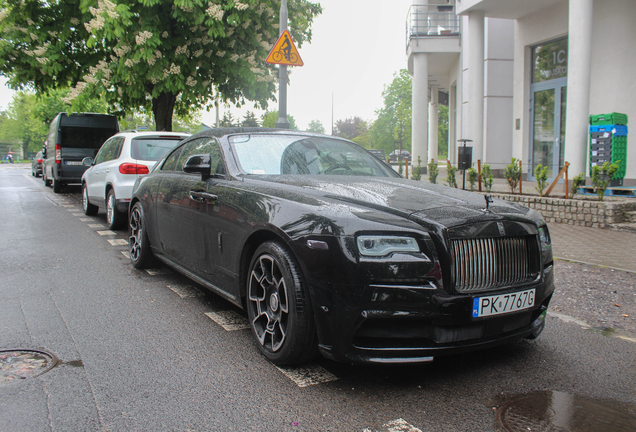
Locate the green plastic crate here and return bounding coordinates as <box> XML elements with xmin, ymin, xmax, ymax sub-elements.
<box><xmin>589</xmin><ymin>112</ymin><xmax>628</xmax><ymax>126</ymax></box>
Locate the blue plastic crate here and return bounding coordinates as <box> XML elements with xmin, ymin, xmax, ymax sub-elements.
<box><xmin>589</xmin><ymin>125</ymin><xmax>628</xmax><ymax>136</ymax></box>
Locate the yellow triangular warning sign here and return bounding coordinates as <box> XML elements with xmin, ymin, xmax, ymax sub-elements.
<box><xmin>266</xmin><ymin>30</ymin><xmax>304</xmax><ymax>66</ymax></box>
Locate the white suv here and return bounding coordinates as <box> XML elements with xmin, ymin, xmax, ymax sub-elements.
<box><xmin>81</xmin><ymin>130</ymin><xmax>190</xmax><ymax>229</ymax></box>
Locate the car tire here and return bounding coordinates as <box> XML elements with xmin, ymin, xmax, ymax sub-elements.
<box><xmin>43</xmin><ymin>170</ymin><xmax>51</xmax><ymax>186</ymax></box>
<box><xmin>246</xmin><ymin>241</ymin><xmax>319</xmax><ymax>366</ymax></box>
<box><xmin>82</xmin><ymin>184</ymin><xmax>98</xmax><ymax>216</ymax></box>
<box><xmin>129</xmin><ymin>202</ymin><xmax>154</xmax><ymax>269</ymax></box>
<box><xmin>106</xmin><ymin>189</ymin><xmax>125</xmax><ymax>230</ymax></box>
<box><xmin>52</xmin><ymin>178</ymin><xmax>62</xmax><ymax>193</ymax></box>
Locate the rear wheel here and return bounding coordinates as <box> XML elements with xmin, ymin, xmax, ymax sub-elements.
<box><xmin>82</xmin><ymin>184</ymin><xmax>98</xmax><ymax>216</ymax></box>
<box><xmin>106</xmin><ymin>189</ymin><xmax>125</xmax><ymax>230</ymax></box>
<box><xmin>246</xmin><ymin>241</ymin><xmax>319</xmax><ymax>365</ymax></box>
<box><xmin>52</xmin><ymin>178</ymin><xmax>62</xmax><ymax>193</ymax></box>
<box><xmin>129</xmin><ymin>202</ymin><xmax>153</xmax><ymax>269</ymax></box>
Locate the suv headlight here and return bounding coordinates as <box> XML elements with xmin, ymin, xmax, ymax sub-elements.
<box><xmin>357</xmin><ymin>235</ymin><xmax>420</xmax><ymax>257</ymax></box>
<box><xmin>538</xmin><ymin>224</ymin><xmax>551</xmax><ymax>252</ymax></box>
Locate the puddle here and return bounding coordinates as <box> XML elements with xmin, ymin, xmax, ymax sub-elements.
<box><xmin>0</xmin><ymin>349</ymin><xmax>58</xmax><ymax>385</ymax></box>
<box><xmin>492</xmin><ymin>391</ymin><xmax>636</xmax><ymax>431</ymax></box>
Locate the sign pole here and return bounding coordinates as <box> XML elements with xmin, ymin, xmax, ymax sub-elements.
<box><xmin>275</xmin><ymin>0</ymin><xmax>290</xmax><ymax>129</ymax></box>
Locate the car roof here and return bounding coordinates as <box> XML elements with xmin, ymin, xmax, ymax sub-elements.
<box><xmin>186</xmin><ymin>127</ymin><xmax>339</xmax><ymax>141</ymax></box>
<box><xmin>115</xmin><ymin>130</ymin><xmax>191</xmax><ymax>137</ymax></box>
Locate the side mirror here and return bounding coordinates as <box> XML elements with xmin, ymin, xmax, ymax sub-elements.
<box><xmin>183</xmin><ymin>154</ymin><xmax>211</xmax><ymax>179</ymax></box>
<box><xmin>82</xmin><ymin>157</ymin><xmax>93</xmax><ymax>166</ymax></box>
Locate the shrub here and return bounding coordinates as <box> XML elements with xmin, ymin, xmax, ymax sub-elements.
<box><xmin>428</xmin><ymin>159</ymin><xmax>439</xmax><ymax>184</ymax></box>
<box><xmin>446</xmin><ymin>162</ymin><xmax>458</xmax><ymax>188</ymax></box>
<box><xmin>534</xmin><ymin>164</ymin><xmax>549</xmax><ymax>196</ymax></box>
<box><xmin>481</xmin><ymin>164</ymin><xmax>493</xmax><ymax>192</ymax></box>
<box><xmin>411</xmin><ymin>156</ymin><xmax>423</xmax><ymax>181</ymax></box>
<box><xmin>503</xmin><ymin>158</ymin><xmax>522</xmax><ymax>193</ymax></box>
<box><xmin>467</xmin><ymin>167</ymin><xmax>478</xmax><ymax>191</ymax></box>
<box><xmin>571</xmin><ymin>173</ymin><xmax>585</xmax><ymax>198</ymax></box>
<box><xmin>591</xmin><ymin>161</ymin><xmax>619</xmax><ymax>201</ymax></box>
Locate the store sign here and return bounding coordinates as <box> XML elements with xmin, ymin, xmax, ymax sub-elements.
<box><xmin>533</xmin><ymin>38</ymin><xmax>568</xmax><ymax>83</ymax></box>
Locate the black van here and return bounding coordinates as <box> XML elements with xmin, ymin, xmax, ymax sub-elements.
<box><xmin>43</xmin><ymin>113</ymin><xmax>119</xmax><ymax>193</ymax></box>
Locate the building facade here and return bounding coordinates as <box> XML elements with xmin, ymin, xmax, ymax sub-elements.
<box><xmin>408</xmin><ymin>0</ymin><xmax>635</xmax><ymax>185</ymax></box>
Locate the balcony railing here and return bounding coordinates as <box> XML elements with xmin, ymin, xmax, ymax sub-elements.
<box><xmin>406</xmin><ymin>3</ymin><xmax>460</xmax><ymax>49</ymax></box>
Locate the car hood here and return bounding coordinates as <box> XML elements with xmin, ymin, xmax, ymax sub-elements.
<box><xmin>245</xmin><ymin>175</ymin><xmax>540</xmax><ymax>228</ymax></box>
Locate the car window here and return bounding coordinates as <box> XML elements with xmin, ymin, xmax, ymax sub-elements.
<box><xmin>210</xmin><ymin>140</ymin><xmax>226</xmax><ymax>176</ymax></box>
<box><xmin>94</xmin><ymin>137</ymin><xmax>118</xmax><ymax>165</ymax></box>
<box><xmin>131</xmin><ymin>137</ymin><xmax>185</xmax><ymax>161</ymax></box>
<box><xmin>111</xmin><ymin>138</ymin><xmax>124</xmax><ymax>161</ymax></box>
<box><xmin>160</xmin><ymin>144</ymin><xmax>185</xmax><ymax>172</ymax></box>
<box><xmin>176</xmin><ymin>138</ymin><xmax>216</xmax><ymax>173</ymax></box>
<box><xmin>229</xmin><ymin>134</ymin><xmax>398</xmax><ymax>177</ymax></box>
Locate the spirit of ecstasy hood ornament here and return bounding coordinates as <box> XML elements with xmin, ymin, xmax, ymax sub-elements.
<box><xmin>482</xmin><ymin>194</ymin><xmax>493</xmax><ymax>212</ymax></box>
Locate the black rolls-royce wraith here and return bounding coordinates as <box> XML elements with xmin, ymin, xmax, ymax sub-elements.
<box><xmin>128</xmin><ymin>128</ymin><xmax>554</xmax><ymax>365</ymax></box>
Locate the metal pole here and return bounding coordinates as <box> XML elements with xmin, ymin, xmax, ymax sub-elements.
<box><xmin>275</xmin><ymin>0</ymin><xmax>290</xmax><ymax>129</ymax></box>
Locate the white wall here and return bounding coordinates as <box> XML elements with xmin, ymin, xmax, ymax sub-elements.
<box><xmin>589</xmin><ymin>0</ymin><xmax>636</xmax><ymax>180</ymax></box>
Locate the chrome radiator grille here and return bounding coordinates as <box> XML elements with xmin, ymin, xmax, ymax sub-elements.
<box><xmin>449</xmin><ymin>236</ymin><xmax>536</xmax><ymax>293</ymax></box>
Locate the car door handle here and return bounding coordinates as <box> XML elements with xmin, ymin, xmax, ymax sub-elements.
<box><xmin>190</xmin><ymin>191</ymin><xmax>218</xmax><ymax>203</ymax></box>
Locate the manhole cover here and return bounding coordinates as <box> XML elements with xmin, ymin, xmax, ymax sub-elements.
<box><xmin>0</xmin><ymin>349</ymin><xmax>58</xmax><ymax>385</ymax></box>
<box><xmin>494</xmin><ymin>391</ymin><xmax>636</xmax><ymax>432</ymax></box>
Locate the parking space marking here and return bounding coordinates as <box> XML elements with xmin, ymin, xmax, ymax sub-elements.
<box><xmin>274</xmin><ymin>364</ymin><xmax>338</xmax><ymax>388</ymax></box>
<box><xmin>167</xmin><ymin>284</ymin><xmax>204</xmax><ymax>298</ymax></box>
<box><xmin>88</xmin><ymin>224</ymin><xmax>105</xmax><ymax>229</ymax></box>
<box><xmin>121</xmin><ymin>251</ymin><xmax>131</xmax><ymax>259</ymax></box>
<box><xmin>362</xmin><ymin>418</ymin><xmax>422</xmax><ymax>432</ymax></box>
<box><xmin>79</xmin><ymin>218</ymin><xmax>94</xmax><ymax>222</ymax></box>
<box><xmin>63</xmin><ymin>205</ymin><xmax>75</xmax><ymax>208</ymax></box>
<box><xmin>107</xmin><ymin>239</ymin><xmax>128</xmax><ymax>246</ymax></box>
<box><xmin>96</xmin><ymin>230</ymin><xmax>117</xmax><ymax>236</ymax></box>
<box><xmin>70</xmin><ymin>212</ymin><xmax>84</xmax><ymax>216</ymax></box>
<box><xmin>205</xmin><ymin>310</ymin><xmax>250</xmax><ymax>330</ymax></box>
<box><xmin>145</xmin><ymin>268</ymin><xmax>172</xmax><ymax>275</ymax></box>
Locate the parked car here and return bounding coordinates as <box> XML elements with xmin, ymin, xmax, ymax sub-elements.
<box><xmin>128</xmin><ymin>128</ymin><xmax>554</xmax><ymax>366</ymax></box>
<box><xmin>31</xmin><ymin>150</ymin><xmax>44</xmax><ymax>177</ymax></box>
<box><xmin>368</xmin><ymin>149</ymin><xmax>385</xmax><ymax>161</ymax></box>
<box><xmin>389</xmin><ymin>149</ymin><xmax>411</xmax><ymax>162</ymax></box>
<box><xmin>43</xmin><ymin>112</ymin><xmax>119</xmax><ymax>193</ymax></box>
<box><xmin>81</xmin><ymin>130</ymin><xmax>189</xmax><ymax>230</ymax></box>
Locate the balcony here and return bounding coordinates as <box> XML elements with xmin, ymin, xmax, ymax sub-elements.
<box><xmin>406</xmin><ymin>3</ymin><xmax>460</xmax><ymax>49</ymax></box>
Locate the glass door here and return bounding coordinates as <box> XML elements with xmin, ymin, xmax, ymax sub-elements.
<box><xmin>529</xmin><ymin>79</ymin><xmax>567</xmax><ymax>180</ymax></box>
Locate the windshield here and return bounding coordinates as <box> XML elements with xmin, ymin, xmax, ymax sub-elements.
<box><xmin>229</xmin><ymin>134</ymin><xmax>398</xmax><ymax>177</ymax></box>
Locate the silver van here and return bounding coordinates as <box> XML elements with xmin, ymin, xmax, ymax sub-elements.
<box><xmin>43</xmin><ymin>113</ymin><xmax>119</xmax><ymax>193</ymax></box>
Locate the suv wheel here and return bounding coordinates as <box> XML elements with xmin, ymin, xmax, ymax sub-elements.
<box><xmin>106</xmin><ymin>189</ymin><xmax>125</xmax><ymax>230</ymax></box>
<box><xmin>52</xmin><ymin>177</ymin><xmax>62</xmax><ymax>193</ymax></box>
<box><xmin>82</xmin><ymin>184</ymin><xmax>98</xmax><ymax>216</ymax></box>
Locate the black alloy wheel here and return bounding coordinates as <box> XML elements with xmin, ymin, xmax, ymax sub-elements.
<box><xmin>82</xmin><ymin>184</ymin><xmax>98</xmax><ymax>216</ymax></box>
<box><xmin>246</xmin><ymin>241</ymin><xmax>318</xmax><ymax>365</ymax></box>
<box><xmin>106</xmin><ymin>189</ymin><xmax>124</xmax><ymax>230</ymax></box>
<box><xmin>129</xmin><ymin>202</ymin><xmax>153</xmax><ymax>269</ymax></box>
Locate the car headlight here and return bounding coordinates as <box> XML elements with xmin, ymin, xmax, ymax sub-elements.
<box><xmin>357</xmin><ymin>235</ymin><xmax>420</xmax><ymax>257</ymax></box>
<box><xmin>538</xmin><ymin>224</ymin><xmax>551</xmax><ymax>252</ymax></box>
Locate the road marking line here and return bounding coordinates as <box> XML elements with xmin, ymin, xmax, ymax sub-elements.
<box><xmin>145</xmin><ymin>268</ymin><xmax>172</xmax><ymax>275</ymax></box>
<box><xmin>548</xmin><ymin>311</ymin><xmax>636</xmax><ymax>343</ymax></box>
<box><xmin>363</xmin><ymin>418</ymin><xmax>422</xmax><ymax>432</ymax></box>
<box><xmin>205</xmin><ymin>310</ymin><xmax>250</xmax><ymax>330</ymax></box>
<box><xmin>96</xmin><ymin>230</ymin><xmax>116</xmax><ymax>236</ymax></box>
<box><xmin>107</xmin><ymin>239</ymin><xmax>128</xmax><ymax>246</ymax></box>
<box><xmin>88</xmin><ymin>224</ymin><xmax>105</xmax><ymax>229</ymax></box>
<box><xmin>70</xmin><ymin>212</ymin><xmax>84</xmax><ymax>216</ymax></box>
<box><xmin>275</xmin><ymin>364</ymin><xmax>338</xmax><ymax>388</ymax></box>
<box><xmin>79</xmin><ymin>218</ymin><xmax>94</xmax><ymax>222</ymax></box>
<box><xmin>63</xmin><ymin>205</ymin><xmax>75</xmax><ymax>208</ymax></box>
<box><xmin>167</xmin><ymin>284</ymin><xmax>204</xmax><ymax>298</ymax></box>
<box><xmin>121</xmin><ymin>251</ymin><xmax>130</xmax><ymax>259</ymax></box>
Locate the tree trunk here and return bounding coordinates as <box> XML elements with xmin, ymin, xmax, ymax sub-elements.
<box><xmin>152</xmin><ymin>91</ymin><xmax>177</xmax><ymax>132</ymax></box>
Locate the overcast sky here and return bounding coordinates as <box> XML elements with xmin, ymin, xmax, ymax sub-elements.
<box><xmin>1</xmin><ymin>0</ymin><xmax>415</xmax><ymax>131</ymax></box>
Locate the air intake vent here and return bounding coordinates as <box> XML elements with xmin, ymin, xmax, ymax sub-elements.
<box><xmin>449</xmin><ymin>236</ymin><xmax>539</xmax><ymax>293</ymax></box>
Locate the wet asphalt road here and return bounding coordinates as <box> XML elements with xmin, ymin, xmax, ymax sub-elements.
<box><xmin>1</xmin><ymin>165</ymin><xmax>635</xmax><ymax>431</ymax></box>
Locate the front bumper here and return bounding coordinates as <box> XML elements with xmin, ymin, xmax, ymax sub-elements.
<box><xmin>311</xmin><ymin>265</ymin><xmax>554</xmax><ymax>364</ymax></box>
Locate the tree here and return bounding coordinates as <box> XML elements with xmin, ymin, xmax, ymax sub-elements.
<box><xmin>241</xmin><ymin>110</ymin><xmax>259</xmax><ymax>127</ymax></box>
<box><xmin>370</xmin><ymin>69</ymin><xmax>412</xmax><ymax>157</ymax></box>
<box><xmin>0</xmin><ymin>0</ymin><xmax>321</xmax><ymax>131</ymax></box>
<box><xmin>261</xmin><ymin>110</ymin><xmax>297</xmax><ymax>129</ymax></box>
<box><xmin>220</xmin><ymin>112</ymin><xmax>237</xmax><ymax>127</ymax></box>
<box><xmin>0</xmin><ymin>91</ymin><xmax>46</xmax><ymax>157</ymax></box>
<box><xmin>333</xmin><ymin>117</ymin><xmax>367</xmax><ymax>140</ymax></box>
<box><xmin>306</xmin><ymin>119</ymin><xmax>324</xmax><ymax>134</ymax></box>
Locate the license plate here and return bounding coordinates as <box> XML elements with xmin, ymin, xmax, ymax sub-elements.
<box><xmin>472</xmin><ymin>289</ymin><xmax>535</xmax><ymax>318</ymax></box>
<box><xmin>65</xmin><ymin>161</ymin><xmax>83</xmax><ymax>165</ymax></box>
